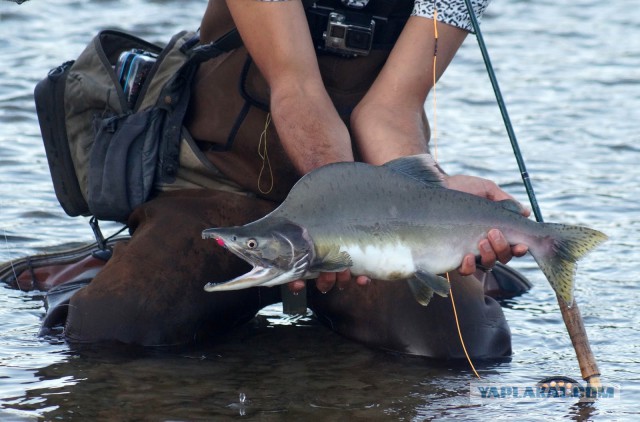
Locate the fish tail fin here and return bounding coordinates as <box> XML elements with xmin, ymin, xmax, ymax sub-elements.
<box><xmin>529</xmin><ymin>223</ymin><xmax>608</xmax><ymax>305</ymax></box>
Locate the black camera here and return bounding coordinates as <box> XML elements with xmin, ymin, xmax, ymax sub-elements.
<box><xmin>323</xmin><ymin>12</ymin><xmax>375</xmax><ymax>57</ymax></box>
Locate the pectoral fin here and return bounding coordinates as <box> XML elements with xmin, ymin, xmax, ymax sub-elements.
<box><xmin>310</xmin><ymin>248</ymin><xmax>353</xmax><ymax>272</ymax></box>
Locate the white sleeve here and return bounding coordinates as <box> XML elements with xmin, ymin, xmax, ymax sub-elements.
<box><xmin>412</xmin><ymin>0</ymin><xmax>492</xmax><ymax>32</ymax></box>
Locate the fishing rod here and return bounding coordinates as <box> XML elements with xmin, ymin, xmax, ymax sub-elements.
<box><xmin>462</xmin><ymin>0</ymin><xmax>601</xmax><ymax>386</ymax></box>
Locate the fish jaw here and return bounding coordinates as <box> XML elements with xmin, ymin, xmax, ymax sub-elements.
<box><xmin>203</xmin><ymin>250</ymin><xmax>312</xmax><ymax>291</ymax></box>
<box><xmin>204</xmin><ymin>265</ymin><xmax>284</xmax><ymax>291</ymax></box>
<box><xmin>202</xmin><ymin>220</ymin><xmax>315</xmax><ymax>290</ymax></box>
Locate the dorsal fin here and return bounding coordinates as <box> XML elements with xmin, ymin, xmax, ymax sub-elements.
<box><xmin>498</xmin><ymin>199</ymin><xmax>525</xmax><ymax>215</ymax></box>
<box><xmin>383</xmin><ymin>154</ymin><xmax>445</xmax><ymax>187</ymax></box>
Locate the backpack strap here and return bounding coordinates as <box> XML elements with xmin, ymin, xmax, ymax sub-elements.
<box><xmin>156</xmin><ymin>29</ymin><xmax>244</xmax><ymax>183</ymax></box>
<box><xmin>186</xmin><ymin>28</ymin><xmax>244</xmax><ymax>61</ymax></box>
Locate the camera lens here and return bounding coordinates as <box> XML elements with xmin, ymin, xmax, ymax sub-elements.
<box><xmin>330</xmin><ymin>26</ymin><xmax>347</xmax><ymax>39</ymax></box>
<box><xmin>345</xmin><ymin>29</ymin><xmax>371</xmax><ymax>51</ymax></box>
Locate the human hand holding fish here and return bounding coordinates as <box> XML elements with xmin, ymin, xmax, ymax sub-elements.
<box><xmin>445</xmin><ymin>174</ymin><xmax>530</xmax><ymax>275</ymax></box>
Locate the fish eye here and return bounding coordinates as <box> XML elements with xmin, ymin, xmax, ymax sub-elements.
<box><xmin>246</xmin><ymin>238</ymin><xmax>258</xmax><ymax>249</ymax></box>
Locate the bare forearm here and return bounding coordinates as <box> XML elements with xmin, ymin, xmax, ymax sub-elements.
<box><xmin>270</xmin><ymin>86</ymin><xmax>353</xmax><ymax>174</ymax></box>
<box><xmin>227</xmin><ymin>0</ymin><xmax>352</xmax><ymax>174</ymax></box>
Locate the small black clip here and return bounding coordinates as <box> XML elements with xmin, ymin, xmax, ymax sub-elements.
<box><xmin>89</xmin><ymin>217</ymin><xmax>112</xmax><ymax>261</ymax></box>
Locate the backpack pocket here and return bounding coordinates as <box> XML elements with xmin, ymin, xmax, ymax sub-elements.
<box><xmin>88</xmin><ymin>108</ymin><xmax>163</xmax><ymax>222</ymax></box>
<box><xmin>35</xmin><ymin>61</ymin><xmax>91</xmax><ymax>217</ymax></box>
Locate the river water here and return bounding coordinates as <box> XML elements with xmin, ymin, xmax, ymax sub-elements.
<box><xmin>1</xmin><ymin>0</ymin><xmax>638</xmax><ymax>420</ymax></box>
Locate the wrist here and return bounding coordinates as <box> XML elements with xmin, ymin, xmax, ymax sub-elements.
<box><xmin>271</xmin><ymin>93</ymin><xmax>352</xmax><ymax>174</ymax></box>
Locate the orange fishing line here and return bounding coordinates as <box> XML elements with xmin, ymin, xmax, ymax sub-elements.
<box><xmin>258</xmin><ymin>113</ymin><xmax>274</xmax><ymax>194</ymax></box>
<box><xmin>446</xmin><ymin>273</ymin><xmax>481</xmax><ymax>378</ymax></box>
<box><xmin>432</xmin><ymin>7</ymin><xmax>480</xmax><ymax>379</ymax></box>
<box><xmin>432</xmin><ymin>8</ymin><xmax>438</xmax><ymax>161</ymax></box>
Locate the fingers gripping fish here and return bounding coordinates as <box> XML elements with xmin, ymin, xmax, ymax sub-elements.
<box><xmin>202</xmin><ymin>154</ymin><xmax>607</xmax><ymax>307</ymax></box>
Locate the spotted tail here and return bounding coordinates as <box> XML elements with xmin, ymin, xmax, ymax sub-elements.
<box><xmin>529</xmin><ymin>223</ymin><xmax>608</xmax><ymax>305</ymax></box>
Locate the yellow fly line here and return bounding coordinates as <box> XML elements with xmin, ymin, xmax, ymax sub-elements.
<box><xmin>432</xmin><ymin>7</ymin><xmax>439</xmax><ymax>162</ymax></box>
<box><xmin>258</xmin><ymin>112</ymin><xmax>274</xmax><ymax>195</ymax></box>
<box><xmin>432</xmin><ymin>6</ymin><xmax>480</xmax><ymax>379</ymax></box>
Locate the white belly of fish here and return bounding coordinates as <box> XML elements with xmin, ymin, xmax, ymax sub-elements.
<box><xmin>339</xmin><ymin>242</ymin><xmax>417</xmax><ymax>280</ymax></box>
<box><xmin>337</xmin><ymin>236</ymin><xmax>470</xmax><ymax>280</ymax></box>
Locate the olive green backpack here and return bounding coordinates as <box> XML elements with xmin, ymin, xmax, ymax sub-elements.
<box><xmin>34</xmin><ymin>29</ymin><xmax>240</xmax><ymax>223</ymax></box>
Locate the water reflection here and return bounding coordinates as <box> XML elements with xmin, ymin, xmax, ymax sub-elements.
<box><xmin>4</xmin><ymin>307</ymin><xmax>613</xmax><ymax>420</ymax></box>
<box><xmin>4</xmin><ymin>313</ymin><xmax>504</xmax><ymax>420</ymax></box>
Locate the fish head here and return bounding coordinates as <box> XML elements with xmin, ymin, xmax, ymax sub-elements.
<box><xmin>202</xmin><ymin>218</ymin><xmax>315</xmax><ymax>291</ymax></box>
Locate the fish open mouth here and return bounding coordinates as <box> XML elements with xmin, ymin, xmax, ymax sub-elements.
<box><xmin>201</xmin><ymin>224</ymin><xmax>313</xmax><ymax>292</ymax></box>
<box><xmin>204</xmin><ymin>265</ymin><xmax>284</xmax><ymax>292</ymax></box>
